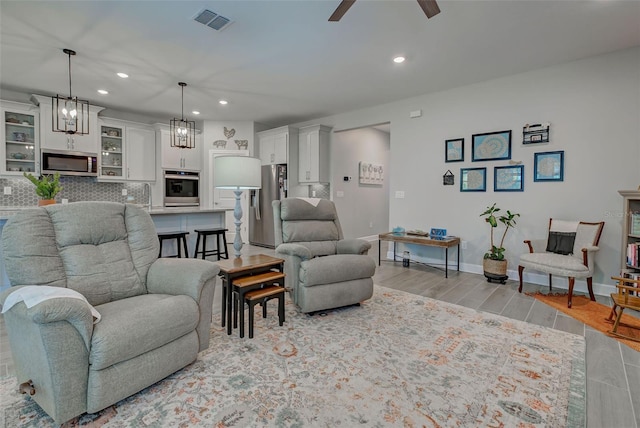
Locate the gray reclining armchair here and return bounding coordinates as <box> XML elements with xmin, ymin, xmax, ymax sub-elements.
<box><xmin>273</xmin><ymin>198</ymin><xmax>376</xmax><ymax>313</ymax></box>
<box><xmin>0</xmin><ymin>202</ymin><xmax>219</xmax><ymax>424</ymax></box>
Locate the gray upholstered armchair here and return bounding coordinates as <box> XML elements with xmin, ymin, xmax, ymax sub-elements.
<box><xmin>0</xmin><ymin>202</ymin><xmax>219</xmax><ymax>424</ymax></box>
<box><xmin>273</xmin><ymin>198</ymin><xmax>376</xmax><ymax>313</ymax></box>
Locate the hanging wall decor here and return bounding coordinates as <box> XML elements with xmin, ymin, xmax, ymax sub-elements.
<box><xmin>445</xmin><ymin>138</ymin><xmax>464</xmax><ymax>162</ymax></box>
<box><xmin>359</xmin><ymin>161</ymin><xmax>384</xmax><ymax>185</ymax></box>
<box><xmin>523</xmin><ymin>123</ymin><xmax>550</xmax><ymax>144</ymax></box>
<box><xmin>494</xmin><ymin>165</ymin><xmax>524</xmax><ymax>192</ymax></box>
<box><xmin>460</xmin><ymin>167</ymin><xmax>487</xmax><ymax>192</ymax></box>
<box><xmin>534</xmin><ymin>150</ymin><xmax>564</xmax><ymax>182</ymax></box>
<box><xmin>472</xmin><ymin>130</ymin><xmax>512</xmax><ymax>162</ymax></box>
<box><xmin>443</xmin><ymin>170</ymin><xmax>455</xmax><ymax>185</ymax></box>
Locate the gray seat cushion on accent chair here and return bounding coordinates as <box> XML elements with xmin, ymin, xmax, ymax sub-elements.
<box><xmin>0</xmin><ymin>202</ymin><xmax>219</xmax><ymax>424</ymax></box>
<box><xmin>273</xmin><ymin>198</ymin><xmax>376</xmax><ymax>313</ymax></box>
<box><xmin>518</xmin><ymin>218</ymin><xmax>604</xmax><ymax>308</ymax></box>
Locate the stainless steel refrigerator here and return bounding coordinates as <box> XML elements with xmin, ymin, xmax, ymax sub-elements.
<box><xmin>249</xmin><ymin>164</ymin><xmax>287</xmax><ymax>248</ymax></box>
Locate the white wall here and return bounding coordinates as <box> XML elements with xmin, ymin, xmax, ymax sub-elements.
<box><xmin>332</xmin><ymin>127</ymin><xmax>390</xmax><ymax>239</ymax></box>
<box><xmin>298</xmin><ymin>47</ymin><xmax>640</xmax><ymax>294</ymax></box>
<box><xmin>201</xmin><ymin>120</ymin><xmax>257</xmax><ymax>208</ymax></box>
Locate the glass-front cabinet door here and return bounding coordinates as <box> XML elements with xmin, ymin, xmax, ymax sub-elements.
<box><xmin>100</xmin><ymin>124</ymin><xmax>124</xmax><ymax>180</ymax></box>
<box><xmin>1</xmin><ymin>103</ymin><xmax>39</xmax><ymax>176</ymax></box>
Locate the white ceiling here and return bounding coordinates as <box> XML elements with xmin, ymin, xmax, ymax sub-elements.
<box><xmin>1</xmin><ymin>1</ymin><xmax>639</xmax><ymax>127</ymax></box>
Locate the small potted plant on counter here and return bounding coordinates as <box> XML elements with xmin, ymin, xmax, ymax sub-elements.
<box><xmin>480</xmin><ymin>202</ymin><xmax>520</xmax><ymax>284</ymax></box>
<box><xmin>23</xmin><ymin>172</ymin><xmax>62</xmax><ymax>206</ymax></box>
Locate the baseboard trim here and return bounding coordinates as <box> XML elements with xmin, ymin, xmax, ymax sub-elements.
<box><xmin>383</xmin><ymin>250</ymin><xmax>616</xmax><ymax>297</ymax></box>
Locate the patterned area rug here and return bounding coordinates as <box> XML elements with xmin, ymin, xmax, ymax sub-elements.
<box><xmin>0</xmin><ymin>286</ymin><xmax>586</xmax><ymax>427</ymax></box>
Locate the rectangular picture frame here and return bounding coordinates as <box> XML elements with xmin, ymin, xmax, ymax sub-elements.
<box><xmin>494</xmin><ymin>165</ymin><xmax>524</xmax><ymax>192</ymax></box>
<box><xmin>445</xmin><ymin>138</ymin><xmax>464</xmax><ymax>162</ymax></box>
<box><xmin>460</xmin><ymin>167</ymin><xmax>487</xmax><ymax>192</ymax></box>
<box><xmin>472</xmin><ymin>130</ymin><xmax>512</xmax><ymax>162</ymax></box>
<box><xmin>534</xmin><ymin>150</ymin><xmax>564</xmax><ymax>182</ymax></box>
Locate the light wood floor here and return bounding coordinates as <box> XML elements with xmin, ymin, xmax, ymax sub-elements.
<box><xmin>1</xmin><ymin>241</ymin><xmax>638</xmax><ymax>428</ymax></box>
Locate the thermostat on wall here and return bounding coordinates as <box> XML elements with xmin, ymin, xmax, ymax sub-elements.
<box><xmin>343</xmin><ymin>176</ymin><xmax>352</xmax><ymax>182</ymax></box>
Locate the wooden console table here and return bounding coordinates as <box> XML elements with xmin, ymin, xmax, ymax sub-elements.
<box><xmin>378</xmin><ymin>232</ymin><xmax>460</xmax><ymax>278</ymax></box>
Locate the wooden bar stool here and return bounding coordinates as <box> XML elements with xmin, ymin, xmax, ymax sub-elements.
<box><xmin>193</xmin><ymin>228</ymin><xmax>229</xmax><ymax>260</ymax></box>
<box><xmin>245</xmin><ymin>286</ymin><xmax>286</xmax><ymax>339</ymax></box>
<box><xmin>157</xmin><ymin>231</ymin><xmax>189</xmax><ymax>258</ymax></box>
<box><xmin>232</xmin><ymin>271</ymin><xmax>285</xmax><ymax>338</ymax></box>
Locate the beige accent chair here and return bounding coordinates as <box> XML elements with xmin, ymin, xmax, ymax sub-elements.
<box><xmin>0</xmin><ymin>202</ymin><xmax>219</xmax><ymax>424</ymax></box>
<box><xmin>518</xmin><ymin>218</ymin><xmax>604</xmax><ymax>307</ymax></box>
<box><xmin>273</xmin><ymin>198</ymin><xmax>376</xmax><ymax>313</ymax></box>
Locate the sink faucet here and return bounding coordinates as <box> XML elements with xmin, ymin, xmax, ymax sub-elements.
<box><xmin>145</xmin><ymin>182</ymin><xmax>152</xmax><ymax>208</ymax></box>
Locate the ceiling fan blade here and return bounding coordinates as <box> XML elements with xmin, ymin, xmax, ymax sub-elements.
<box><xmin>329</xmin><ymin>0</ymin><xmax>356</xmax><ymax>22</ymax></box>
<box><xmin>417</xmin><ymin>0</ymin><xmax>440</xmax><ymax>19</ymax></box>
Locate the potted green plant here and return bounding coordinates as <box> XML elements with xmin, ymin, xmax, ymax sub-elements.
<box><xmin>480</xmin><ymin>203</ymin><xmax>520</xmax><ymax>284</ymax></box>
<box><xmin>23</xmin><ymin>172</ymin><xmax>62</xmax><ymax>206</ymax></box>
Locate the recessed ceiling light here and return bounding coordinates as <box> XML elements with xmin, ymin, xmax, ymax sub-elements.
<box><xmin>116</xmin><ymin>72</ymin><xmax>129</xmax><ymax>78</ymax></box>
<box><xmin>97</xmin><ymin>89</ymin><xmax>109</xmax><ymax>95</ymax></box>
<box><xmin>393</xmin><ymin>56</ymin><xmax>406</xmax><ymax>64</ymax></box>
<box><xmin>192</xmin><ymin>110</ymin><xmax>200</xmax><ymax>115</ymax></box>
<box><xmin>219</xmin><ymin>100</ymin><xmax>228</xmax><ymax>105</ymax></box>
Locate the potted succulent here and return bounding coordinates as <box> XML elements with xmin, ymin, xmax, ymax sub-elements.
<box><xmin>23</xmin><ymin>172</ymin><xmax>62</xmax><ymax>206</ymax></box>
<box><xmin>480</xmin><ymin>203</ymin><xmax>520</xmax><ymax>284</ymax></box>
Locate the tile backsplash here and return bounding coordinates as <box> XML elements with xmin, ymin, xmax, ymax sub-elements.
<box><xmin>309</xmin><ymin>184</ymin><xmax>330</xmax><ymax>199</ymax></box>
<box><xmin>0</xmin><ymin>176</ymin><xmax>148</xmax><ymax>207</ymax></box>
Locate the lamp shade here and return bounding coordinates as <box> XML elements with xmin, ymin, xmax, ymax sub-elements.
<box><xmin>214</xmin><ymin>156</ymin><xmax>262</xmax><ymax>189</ymax></box>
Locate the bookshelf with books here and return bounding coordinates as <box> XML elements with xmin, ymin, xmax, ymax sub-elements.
<box><xmin>619</xmin><ymin>190</ymin><xmax>640</xmax><ymax>274</ymax></box>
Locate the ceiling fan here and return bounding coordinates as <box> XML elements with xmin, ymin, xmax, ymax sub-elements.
<box><xmin>329</xmin><ymin>0</ymin><xmax>441</xmax><ymax>22</ymax></box>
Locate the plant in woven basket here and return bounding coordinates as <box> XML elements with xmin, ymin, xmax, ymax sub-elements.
<box><xmin>480</xmin><ymin>202</ymin><xmax>520</xmax><ymax>261</ymax></box>
<box><xmin>23</xmin><ymin>172</ymin><xmax>62</xmax><ymax>200</ymax></box>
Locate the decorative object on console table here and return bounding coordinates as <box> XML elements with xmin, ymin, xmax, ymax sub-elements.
<box><xmin>471</xmin><ymin>130</ymin><xmax>511</xmax><ymax>161</ymax></box>
<box><xmin>214</xmin><ymin>155</ymin><xmax>261</xmax><ymax>258</ymax></box>
<box><xmin>23</xmin><ymin>171</ymin><xmax>62</xmax><ymax>206</ymax></box>
<box><xmin>445</xmin><ymin>138</ymin><xmax>464</xmax><ymax>162</ymax></box>
<box><xmin>460</xmin><ymin>167</ymin><xmax>486</xmax><ymax>192</ymax></box>
<box><xmin>494</xmin><ymin>165</ymin><xmax>524</xmax><ymax>192</ymax></box>
<box><xmin>480</xmin><ymin>203</ymin><xmax>520</xmax><ymax>284</ymax></box>
<box><xmin>522</xmin><ymin>123</ymin><xmax>550</xmax><ymax>144</ymax></box>
<box><xmin>170</xmin><ymin>82</ymin><xmax>195</xmax><ymax>149</ymax></box>
<box><xmin>534</xmin><ymin>150</ymin><xmax>564</xmax><ymax>182</ymax></box>
<box><xmin>52</xmin><ymin>49</ymin><xmax>89</xmax><ymax>135</ymax></box>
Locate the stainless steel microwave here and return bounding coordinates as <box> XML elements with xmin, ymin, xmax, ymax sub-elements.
<box><xmin>42</xmin><ymin>149</ymin><xmax>98</xmax><ymax>176</ymax></box>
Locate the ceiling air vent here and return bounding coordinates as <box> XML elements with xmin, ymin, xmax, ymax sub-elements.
<box><xmin>194</xmin><ymin>9</ymin><xmax>232</xmax><ymax>31</ymax></box>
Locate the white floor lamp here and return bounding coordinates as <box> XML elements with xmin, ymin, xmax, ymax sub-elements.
<box><xmin>213</xmin><ymin>155</ymin><xmax>262</xmax><ymax>258</ymax></box>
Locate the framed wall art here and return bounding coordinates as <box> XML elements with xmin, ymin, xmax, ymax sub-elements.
<box><xmin>472</xmin><ymin>130</ymin><xmax>512</xmax><ymax>162</ymax></box>
<box><xmin>445</xmin><ymin>138</ymin><xmax>464</xmax><ymax>162</ymax></box>
<box><xmin>534</xmin><ymin>151</ymin><xmax>564</xmax><ymax>182</ymax></box>
<box><xmin>522</xmin><ymin>123</ymin><xmax>550</xmax><ymax>144</ymax></box>
<box><xmin>460</xmin><ymin>167</ymin><xmax>487</xmax><ymax>192</ymax></box>
<box><xmin>494</xmin><ymin>165</ymin><xmax>524</xmax><ymax>192</ymax></box>
<box><xmin>359</xmin><ymin>161</ymin><xmax>384</xmax><ymax>184</ymax></box>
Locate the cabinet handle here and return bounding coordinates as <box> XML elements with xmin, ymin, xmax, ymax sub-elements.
<box><xmin>127</xmin><ymin>168</ymin><xmax>130</xmax><ymax>178</ymax></box>
<box><xmin>270</xmin><ymin>153</ymin><xmax>274</xmax><ymax>163</ymax></box>
<box><xmin>306</xmin><ymin>171</ymin><xmax>310</xmax><ymax>180</ymax></box>
<box><xmin>71</xmin><ymin>138</ymin><xmax>75</xmax><ymax>150</ymax></box>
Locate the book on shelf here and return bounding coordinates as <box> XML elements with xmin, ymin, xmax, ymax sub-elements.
<box><xmin>627</xmin><ymin>242</ymin><xmax>640</xmax><ymax>268</ymax></box>
<box><xmin>631</xmin><ymin>212</ymin><xmax>640</xmax><ymax>235</ymax></box>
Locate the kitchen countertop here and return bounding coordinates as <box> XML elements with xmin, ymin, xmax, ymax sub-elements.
<box><xmin>0</xmin><ymin>205</ymin><xmax>228</xmax><ymax>220</ymax></box>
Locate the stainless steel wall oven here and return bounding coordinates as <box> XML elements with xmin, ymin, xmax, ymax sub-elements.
<box><xmin>164</xmin><ymin>170</ymin><xmax>199</xmax><ymax>207</ymax></box>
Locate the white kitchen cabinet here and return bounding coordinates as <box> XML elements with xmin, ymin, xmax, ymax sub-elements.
<box><xmin>125</xmin><ymin>126</ymin><xmax>156</xmax><ymax>181</ymax></box>
<box><xmin>31</xmin><ymin>94</ymin><xmax>104</xmax><ymax>153</ymax></box>
<box><xmin>158</xmin><ymin>129</ymin><xmax>202</xmax><ymax>171</ymax></box>
<box><xmin>1</xmin><ymin>101</ymin><xmax>39</xmax><ymax>176</ymax></box>
<box><xmin>257</xmin><ymin>126</ymin><xmax>297</xmax><ymax>165</ymax></box>
<box><xmin>98</xmin><ymin>119</ymin><xmax>156</xmax><ymax>182</ymax></box>
<box><xmin>99</xmin><ymin>122</ymin><xmax>124</xmax><ymax>180</ymax></box>
<box><xmin>298</xmin><ymin>125</ymin><xmax>331</xmax><ymax>184</ymax></box>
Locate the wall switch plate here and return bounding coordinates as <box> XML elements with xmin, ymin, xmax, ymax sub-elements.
<box><xmin>121</xmin><ymin>188</ymin><xmax>128</xmax><ymax>196</ymax></box>
<box><xmin>336</xmin><ymin>191</ymin><xmax>344</xmax><ymax>197</ymax></box>
<box><xmin>395</xmin><ymin>191</ymin><xmax>405</xmax><ymax>198</ymax></box>
<box><xmin>62</xmin><ymin>198</ymin><xmax>69</xmax><ymax>204</ymax></box>
<box><xmin>410</xmin><ymin>109</ymin><xmax>422</xmax><ymax>118</ymax></box>
<box><xmin>461</xmin><ymin>241</ymin><xmax>468</xmax><ymax>250</ymax></box>
<box><xmin>3</xmin><ymin>186</ymin><xmax>11</xmax><ymax>195</ymax></box>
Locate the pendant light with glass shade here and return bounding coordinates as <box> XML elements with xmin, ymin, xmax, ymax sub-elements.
<box><xmin>52</xmin><ymin>49</ymin><xmax>89</xmax><ymax>135</ymax></box>
<box><xmin>170</xmin><ymin>82</ymin><xmax>196</xmax><ymax>149</ymax></box>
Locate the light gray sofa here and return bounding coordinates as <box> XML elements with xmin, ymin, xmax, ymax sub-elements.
<box><xmin>0</xmin><ymin>202</ymin><xmax>219</xmax><ymax>424</ymax></box>
<box><xmin>273</xmin><ymin>198</ymin><xmax>375</xmax><ymax>313</ymax></box>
